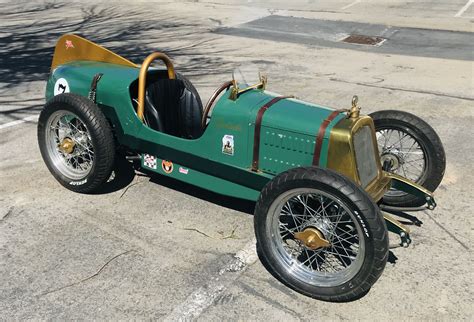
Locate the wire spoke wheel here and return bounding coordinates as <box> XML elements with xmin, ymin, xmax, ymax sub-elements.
<box><xmin>370</xmin><ymin>110</ymin><xmax>446</xmax><ymax>207</ymax></box>
<box><xmin>254</xmin><ymin>167</ymin><xmax>388</xmax><ymax>301</ymax></box>
<box><xmin>38</xmin><ymin>93</ymin><xmax>115</xmax><ymax>193</ymax></box>
<box><xmin>45</xmin><ymin>110</ymin><xmax>94</xmax><ymax>180</ymax></box>
<box><xmin>376</xmin><ymin>128</ymin><xmax>426</xmax><ymax>197</ymax></box>
<box><xmin>269</xmin><ymin>188</ymin><xmax>365</xmax><ymax>287</ymax></box>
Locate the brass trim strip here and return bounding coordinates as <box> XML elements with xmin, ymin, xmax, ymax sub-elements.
<box><xmin>365</xmin><ymin>172</ymin><xmax>391</xmax><ymax>202</ymax></box>
<box><xmin>312</xmin><ymin>109</ymin><xmax>345</xmax><ymax>166</ymax></box>
<box><xmin>137</xmin><ymin>53</ymin><xmax>176</xmax><ymax>121</ymax></box>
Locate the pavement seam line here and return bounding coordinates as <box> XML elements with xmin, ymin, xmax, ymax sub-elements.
<box><xmin>329</xmin><ymin>77</ymin><xmax>474</xmax><ymax>101</ymax></box>
<box><xmin>0</xmin><ymin>115</ymin><xmax>38</xmax><ymax>130</ymax></box>
<box><xmin>341</xmin><ymin>0</ymin><xmax>361</xmax><ymax>10</ymax></box>
<box><xmin>164</xmin><ymin>238</ymin><xmax>258</xmax><ymax>321</ymax></box>
<box><xmin>455</xmin><ymin>0</ymin><xmax>473</xmax><ymax>17</ymax></box>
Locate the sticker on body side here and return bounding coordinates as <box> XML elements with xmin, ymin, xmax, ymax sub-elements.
<box><xmin>222</xmin><ymin>134</ymin><xmax>234</xmax><ymax>156</ymax></box>
<box><xmin>54</xmin><ymin>78</ymin><xmax>70</xmax><ymax>96</ymax></box>
<box><xmin>143</xmin><ymin>154</ymin><xmax>157</xmax><ymax>169</ymax></box>
<box><xmin>179</xmin><ymin>167</ymin><xmax>189</xmax><ymax>175</ymax></box>
<box><xmin>162</xmin><ymin>160</ymin><xmax>174</xmax><ymax>174</ymax></box>
<box><xmin>65</xmin><ymin>39</ymin><xmax>74</xmax><ymax>49</ymax></box>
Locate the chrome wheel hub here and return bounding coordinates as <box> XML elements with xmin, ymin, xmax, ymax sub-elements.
<box><xmin>381</xmin><ymin>151</ymin><xmax>401</xmax><ymax>171</ymax></box>
<box><xmin>268</xmin><ymin>189</ymin><xmax>365</xmax><ymax>287</ymax></box>
<box><xmin>45</xmin><ymin>110</ymin><xmax>95</xmax><ymax>180</ymax></box>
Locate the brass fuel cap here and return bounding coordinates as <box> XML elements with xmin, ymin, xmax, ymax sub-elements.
<box><xmin>294</xmin><ymin>227</ymin><xmax>331</xmax><ymax>250</ymax></box>
<box><xmin>58</xmin><ymin>137</ymin><xmax>75</xmax><ymax>154</ymax></box>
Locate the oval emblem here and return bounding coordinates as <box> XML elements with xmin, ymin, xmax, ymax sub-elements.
<box><xmin>54</xmin><ymin>78</ymin><xmax>70</xmax><ymax>96</ymax></box>
<box><xmin>162</xmin><ymin>160</ymin><xmax>174</xmax><ymax>174</ymax></box>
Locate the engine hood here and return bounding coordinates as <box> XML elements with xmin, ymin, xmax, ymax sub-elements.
<box><xmin>252</xmin><ymin>92</ymin><xmax>346</xmax><ymax>137</ymax></box>
<box><xmin>230</xmin><ymin>89</ymin><xmax>347</xmax><ymax>174</ymax></box>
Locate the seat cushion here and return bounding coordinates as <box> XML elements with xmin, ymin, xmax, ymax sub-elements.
<box><xmin>145</xmin><ymin>78</ymin><xmax>203</xmax><ymax>139</ymax></box>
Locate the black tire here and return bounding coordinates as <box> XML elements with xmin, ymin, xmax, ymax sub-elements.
<box><xmin>38</xmin><ymin>93</ymin><xmax>115</xmax><ymax>193</ymax></box>
<box><xmin>254</xmin><ymin>167</ymin><xmax>388</xmax><ymax>302</ymax></box>
<box><xmin>370</xmin><ymin>110</ymin><xmax>446</xmax><ymax>207</ymax></box>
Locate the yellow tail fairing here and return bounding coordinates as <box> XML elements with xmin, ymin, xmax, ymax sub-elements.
<box><xmin>51</xmin><ymin>34</ymin><xmax>137</xmax><ymax>70</ymax></box>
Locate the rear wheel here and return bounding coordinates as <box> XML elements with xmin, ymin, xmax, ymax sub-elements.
<box><xmin>254</xmin><ymin>167</ymin><xmax>388</xmax><ymax>302</ymax></box>
<box><xmin>370</xmin><ymin>110</ymin><xmax>446</xmax><ymax>207</ymax></box>
<box><xmin>38</xmin><ymin>93</ymin><xmax>115</xmax><ymax>193</ymax></box>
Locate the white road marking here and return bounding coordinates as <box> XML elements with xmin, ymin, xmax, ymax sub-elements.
<box><xmin>341</xmin><ymin>0</ymin><xmax>361</xmax><ymax>10</ymax></box>
<box><xmin>164</xmin><ymin>238</ymin><xmax>258</xmax><ymax>321</ymax></box>
<box><xmin>455</xmin><ymin>0</ymin><xmax>473</xmax><ymax>17</ymax></box>
<box><xmin>0</xmin><ymin>115</ymin><xmax>38</xmax><ymax>130</ymax></box>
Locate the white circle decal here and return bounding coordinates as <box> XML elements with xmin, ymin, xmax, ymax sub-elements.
<box><xmin>54</xmin><ymin>78</ymin><xmax>70</xmax><ymax>96</ymax></box>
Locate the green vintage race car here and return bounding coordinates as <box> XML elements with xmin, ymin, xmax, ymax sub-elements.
<box><xmin>38</xmin><ymin>34</ymin><xmax>446</xmax><ymax>302</ymax></box>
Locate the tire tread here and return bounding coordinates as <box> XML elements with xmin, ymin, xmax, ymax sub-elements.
<box><xmin>254</xmin><ymin>166</ymin><xmax>388</xmax><ymax>302</ymax></box>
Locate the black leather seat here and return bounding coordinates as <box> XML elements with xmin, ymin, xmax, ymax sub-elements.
<box><xmin>144</xmin><ymin>77</ymin><xmax>203</xmax><ymax>139</ymax></box>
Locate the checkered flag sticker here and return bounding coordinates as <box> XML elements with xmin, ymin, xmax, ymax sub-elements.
<box><xmin>143</xmin><ymin>154</ymin><xmax>157</xmax><ymax>169</ymax></box>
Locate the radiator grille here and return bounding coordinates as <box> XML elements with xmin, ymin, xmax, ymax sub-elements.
<box><xmin>353</xmin><ymin>126</ymin><xmax>378</xmax><ymax>187</ymax></box>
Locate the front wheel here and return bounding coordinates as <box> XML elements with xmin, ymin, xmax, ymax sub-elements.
<box><xmin>254</xmin><ymin>167</ymin><xmax>388</xmax><ymax>302</ymax></box>
<box><xmin>370</xmin><ymin>110</ymin><xmax>446</xmax><ymax>207</ymax></box>
<box><xmin>38</xmin><ymin>93</ymin><xmax>115</xmax><ymax>193</ymax></box>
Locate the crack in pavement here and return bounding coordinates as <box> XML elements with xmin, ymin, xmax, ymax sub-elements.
<box><xmin>0</xmin><ymin>206</ymin><xmax>14</xmax><ymax>222</ymax></box>
<box><xmin>37</xmin><ymin>249</ymin><xmax>137</xmax><ymax>297</ymax></box>
<box><xmin>329</xmin><ymin>77</ymin><xmax>474</xmax><ymax>101</ymax></box>
<box><xmin>424</xmin><ymin>211</ymin><xmax>469</xmax><ymax>250</ymax></box>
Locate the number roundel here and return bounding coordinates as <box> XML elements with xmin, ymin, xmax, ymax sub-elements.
<box><xmin>54</xmin><ymin>78</ymin><xmax>70</xmax><ymax>96</ymax></box>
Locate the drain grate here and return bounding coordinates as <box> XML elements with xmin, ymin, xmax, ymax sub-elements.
<box><xmin>342</xmin><ymin>34</ymin><xmax>386</xmax><ymax>46</ymax></box>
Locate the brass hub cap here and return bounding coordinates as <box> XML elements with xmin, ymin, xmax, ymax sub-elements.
<box><xmin>58</xmin><ymin>137</ymin><xmax>75</xmax><ymax>154</ymax></box>
<box><xmin>294</xmin><ymin>227</ymin><xmax>331</xmax><ymax>250</ymax></box>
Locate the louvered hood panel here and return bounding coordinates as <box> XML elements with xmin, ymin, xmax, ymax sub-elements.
<box><xmin>249</xmin><ymin>94</ymin><xmax>345</xmax><ymax>174</ymax></box>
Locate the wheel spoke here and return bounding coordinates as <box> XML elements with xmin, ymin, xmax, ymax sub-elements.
<box><xmin>273</xmin><ymin>188</ymin><xmax>365</xmax><ymax>285</ymax></box>
<box><xmin>46</xmin><ymin>111</ymin><xmax>94</xmax><ymax>179</ymax></box>
<box><xmin>377</xmin><ymin>128</ymin><xmax>427</xmax><ymax>192</ymax></box>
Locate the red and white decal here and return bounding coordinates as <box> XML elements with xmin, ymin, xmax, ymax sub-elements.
<box><xmin>162</xmin><ymin>160</ymin><xmax>174</xmax><ymax>174</ymax></box>
<box><xmin>65</xmin><ymin>39</ymin><xmax>74</xmax><ymax>49</ymax></box>
<box><xmin>179</xmin><ymin>167</ymin><xmax>189</xmax><ymax>175</ymax></box>
<box><xmin>143</xmin><ymin>154</ymin><xmax>157</xmax><ymax>169</ymax></box>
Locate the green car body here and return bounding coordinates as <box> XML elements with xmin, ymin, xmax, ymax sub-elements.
<box><xmin>47</xmin><ymin>61</ymin><xmax>351</xmax><ymax>201</ymax></box>
<box><xmin>44</xmin><ymin>34</ymin><xmax>438</xmax><ymax>241</ymax></box>
<box><xmin>39</xmin><ymin>34</ymin><xmax>447</xmax><ymax>301</ymax></box>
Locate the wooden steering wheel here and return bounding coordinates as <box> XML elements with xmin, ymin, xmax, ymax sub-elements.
<box><xmin>201</xmin><ymin>80</ymin><xmax>234</xmax><ymax>128</ymax></box>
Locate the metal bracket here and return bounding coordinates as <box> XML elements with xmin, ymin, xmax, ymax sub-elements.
<box><xmin>383</xmin><ymin>213</ymin><xmax>411</xmax><ymax>248</ymax></box>
<box><xmin>88</xmin><ymin>73</ymin><xmax>103</xmax><ymax>103</ymax></box>
<box><xmin>384</xmin><ymin>172</ymin><xmax>436</xmax><ymax>210</ymax></box>
<box><xmin>229</xmin><ymin>74</ymin><xmax>267</xmax><ymax>101</ymax></box>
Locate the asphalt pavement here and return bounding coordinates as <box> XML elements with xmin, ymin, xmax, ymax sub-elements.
<box><xmin>1</xmin><ymin>0</ymin><xmax>473</xmax><ymax>320</ymax></box>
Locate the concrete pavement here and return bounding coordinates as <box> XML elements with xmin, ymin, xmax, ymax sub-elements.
<box><xmin>1</xmin><ymin>0</ymin><xmax>473</xmax><ymax>320</ymax></box>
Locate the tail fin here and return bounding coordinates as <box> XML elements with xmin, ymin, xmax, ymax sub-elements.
<box><xmin>51</xmin><ymin>34</ymin><xmax>137</xmax><ymax>70</ymax></box>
